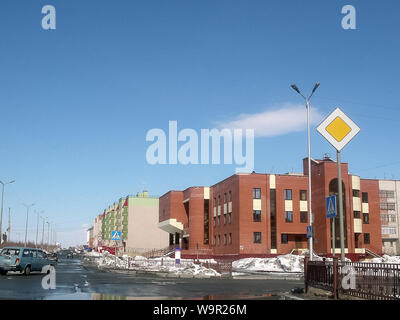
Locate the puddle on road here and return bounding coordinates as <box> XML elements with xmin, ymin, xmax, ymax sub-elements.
<box><xmin>43</xmin><ymin>292</ymin><xmax>283</xmax><ymax>300</ymax></box>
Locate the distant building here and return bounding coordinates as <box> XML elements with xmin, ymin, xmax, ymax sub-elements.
<box><xmin>93</xmin><ymin>191</ymin><xmax>169</xmax><ymax>254</ymax></box>
<box><xmin>158</xmin><ymin>157</ymin><xmax>386</xmax><ymax>260</ymax></box>
<box><xmin>378</xmin><ymin>180</ymin><xmax>400</xmax><ymax>255</ymax></box>
<box><xmin>86</xmin><ymin>227</ymin><xmax>94</xmax><ymax>248</ymax></box>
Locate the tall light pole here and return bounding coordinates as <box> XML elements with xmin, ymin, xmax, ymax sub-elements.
<box><xmin>290</xmin><ymin>82</ymin><xmax>320</xmax><ymax>261</ymax></box>
<box><xmin>46</xmin><ymin>221</ymin><xmax>50</xmax><ymax>247</ymax></box>
<box><xmin>42</xmin><ymin>217</ymin><xmax>47</xmax><ymax>245</ymax></box>
<box><xmin>23</xmin><ymin>203</ymin><xmax>35</xmax><ymax>247</ymax></box>
<box><xmin>0</xmin><ymin>179</ymin><xmax>15</xmax><ymax>244</ymax></box>
<box><xmin>35</xmin><ymin>210</ymin><xmax>44</xmax><ymax>248</ymax></box>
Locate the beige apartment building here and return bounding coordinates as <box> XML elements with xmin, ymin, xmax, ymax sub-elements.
<box><xmin>379</xmin><ymin>180</ymin><xmax>400</xmax><ymax>255</ymax></box>
<box><xmin>92</xmin><ymin>191</ymin><xmax>169</xmax><ymax>255</ymax></box>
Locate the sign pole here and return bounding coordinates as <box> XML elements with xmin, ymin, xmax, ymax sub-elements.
<box><xmin>337</xmin><ymin>150</ymin><xmax>345</xmax><ymax>261</ymax></box>
<box><xmin>332</xmin><ymin>217</ymin><xmax>335</xmax><ymax>257</ymax></box>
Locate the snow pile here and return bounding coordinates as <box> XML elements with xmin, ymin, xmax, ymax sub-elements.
<box><xmin>84</xmin><ymin>251</ymin><xmax>102</xmax><ymax>257</ymax></box>
<box><xmin>232</xmin><ymin>252</ymin><xmax>351</xmax><ymax>274</ymax></box>
<box><xmin>233</xmin><ymin>254</ymin><xmax>304</xmax><ymax>273</ymax></box>
<box><xmin>368</xmin><ymin>255</ymin><xmax>400</xmax><ymax>264</ymax></box>
<box><xmin>95</xmin><ymin>252</ymin><xmax>221</xmax><ymax>277</ymax></box>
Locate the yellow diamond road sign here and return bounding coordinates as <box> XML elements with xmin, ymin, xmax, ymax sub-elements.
<box><xmin>316</xmin><ymin>108</ymin><xmax>360</xmax><ymax>151</ymax></box>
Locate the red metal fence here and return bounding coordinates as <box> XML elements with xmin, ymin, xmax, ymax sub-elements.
<box><xmin>305</xmin><ymin>257</ymin><xmax>400</xmax><ymax>300</ymax></box>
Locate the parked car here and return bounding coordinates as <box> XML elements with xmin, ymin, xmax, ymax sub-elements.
<box><xmin>0</xmin><ymin>247</ymin><xmax>54</xmax><ymax>276</ymax></box>
<box><xmin>47</xmin><ymin>253</ymin><xmax>58</xmax><ymax>263</ymax></box>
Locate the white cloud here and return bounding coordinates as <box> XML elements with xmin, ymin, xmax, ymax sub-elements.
<box><xmin>217</xmin><ymin>103</ymin><xmax>323</xmax><ymax>137</ymax></box>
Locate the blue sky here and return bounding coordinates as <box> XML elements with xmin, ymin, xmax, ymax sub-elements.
<box><xmin>0</xmin><ymin>0</ymin><xmax>399</xmax><ymax>247</ymax></box>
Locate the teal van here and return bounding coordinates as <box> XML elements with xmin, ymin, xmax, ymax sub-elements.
<box><xmin>0</xmin><ymin>247</ymin><xmax>54</xmax><ymax>276</ymax></box>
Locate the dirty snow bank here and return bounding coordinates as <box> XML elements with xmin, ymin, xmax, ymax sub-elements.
<box><xmin>93</xmin><ymin>252</ymin><xmax>221</xmax><ymax>277</ymax></box>
<box><xmin>232</xmin><ymin>251</ymin><xmax>351</xmax><ymax>274</ymax></box>
<box><xmin>369</xmin><ymin>255</ymin><xmax>400</xmax><ymax>264</ymax></box>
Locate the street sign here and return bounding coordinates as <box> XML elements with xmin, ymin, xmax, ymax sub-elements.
<box><xmin>326</xmin><ymin>195</ymin><xmax>337</xmax><ymax>218</ymax></box>
<box><xmin>316</xmin><ymin>108</ymin><xmax>360</xmax><ymax>151</ymax></box>
<box><xmin>111</xmin><ymin>231</ymin><xmax>121</xmax><ymax>241</ymax></box>
<box><xmin>306</xmin><ymin>226</ymin><xmax>312</xmax><ymax>239</ymax></box>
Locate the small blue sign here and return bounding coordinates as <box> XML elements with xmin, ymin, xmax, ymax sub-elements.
<box><xmin>326</xmin><ymin>195</ymin><xmax>337</xmax><ymax>219</ymax></box>
<box><xmin>306</xmin><ymin>226</ymin><xmax>312</xmax><ymax>239</ymax></box>
<box><xmin>111</xmin><ymin>231</ymin><xmax>121</xmax><ymax>241</ymax></box>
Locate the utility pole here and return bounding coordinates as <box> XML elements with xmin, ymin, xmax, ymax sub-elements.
<box><xmin>47</xmin><ymin>221</ymin><xmax>50</xmax><ymax>247</ymax></box>
<box><xmin>23</xmin><ymin>203</ymin><xmax>35</xmax><ymax>247</ymax></box>
<box><xmin>42</xmin><ymin>217</ymin><xmax>46</xmax><ymax>245</ymax></box>
<box><xmin>7</xmin><ymin>208</ymin><xmax>11</xmax><ymax>243</ymax></box>
<box><xmin>290</xmin><ymin>83</ymin><xmax>320</xmax><ymax>261</ymax></box>
<box><xmin>0</xmin><ymin>180</ymin><xmax>15</xmax><ymax>244</ymax></box>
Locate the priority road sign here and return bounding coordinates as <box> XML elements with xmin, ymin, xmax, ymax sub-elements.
<box><xmin>111</xmin><ymin>231</ymin><xmax>121</xmax><ymax>241</ymax></box>
<box><xmin>316</xmin><ymin>108</ymin><xmax>360</xmax><ymax>151</ymax></box>
<box><xmin>326</xmin><ymin>195</ymin><xmax>337</xmax><ymax>219</ymax></box>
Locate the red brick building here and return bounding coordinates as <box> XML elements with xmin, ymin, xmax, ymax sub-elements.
<box><xmin>158</xmin><ymin>157</ymin><xmax>382</xmax><ymax>259</ymax></box>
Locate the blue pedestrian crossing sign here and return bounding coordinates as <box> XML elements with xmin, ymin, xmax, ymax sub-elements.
<box><xmin>306</xmin><ymin>226</ymin><xmax>312</xmax><ymax>239</ymax></box>
<box><xmin>326</xmin><ymin>195</ymin><xmax>337</xmax><ymax>219</ymax></box>
<box><xmin>111</xmin><ymin>231</ymin><xmax>121</xmax><ymax>241</ymax></box>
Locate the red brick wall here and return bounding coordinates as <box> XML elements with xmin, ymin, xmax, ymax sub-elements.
<box><xmin>158</xmin><ymin>159</ymin><xmax>383</xmax><ymax>257</ymax></box>
<box><xmin>359</xmin><ymin>179</ymin><xmax>382</xmax><ymax>254</ymax></box>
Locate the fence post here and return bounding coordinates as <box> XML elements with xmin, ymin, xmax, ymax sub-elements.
<box><xmin>333</xmin><ymin>257</ymin><xmax>338</xmax><ymax>300</ymax></box>
<box><xmin>304</xmin><ymin>256</ymin><xmax>309</xmax><ymax>294</ymax></box>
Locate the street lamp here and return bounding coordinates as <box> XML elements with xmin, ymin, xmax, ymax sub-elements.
<box><xmin>23</xmin><ymin>203</ymin><xmax>35</xmax><ymax>247</ymax></box>
<box><xmin>290</xmin><ymin>82</ymin><xmax>320</xmax><ymax>261</ymax></box>
<box><xmin>0</xmin><ymin>179</ymin><xmax>15</xmax><ymax>244</ymax></box>
<box><xmin>35</xmin><ymin>210</ymin><xmax>44</xmax><ymax>248</ymax></box>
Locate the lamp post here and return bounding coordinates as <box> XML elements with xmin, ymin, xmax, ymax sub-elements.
<box><xmin>23</xmin><ymin>203</ymin><xmax>35</xmax><ymax>247</ymax></box>
<box><xmin>46</xmin><ymin>221</ymin><xmax>50</xmax><ymax>248</ymax></box>
<box><xmin>290</xmin><ymin>82</ymin><xmax>320</xmax><ymax>261</ymax></box>
<box><xmin>42</xmin><ymin>217</ymin><xmax>46</xmax><ymax>245</ymax></box>
<box><xmin>0</xmin><ymin>179</ymin><xmax>15</xmax><ymax>244</ymax></box>
<box><xmin>35</xmin><ymin>210</ymin><xmax>44</xmax><ymax>248</ymax></box>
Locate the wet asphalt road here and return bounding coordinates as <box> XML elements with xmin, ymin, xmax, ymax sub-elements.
<box><xmin>0</xmin><ymin>256</ymin><xmax>303</xmax><ymax>300</ymax></box>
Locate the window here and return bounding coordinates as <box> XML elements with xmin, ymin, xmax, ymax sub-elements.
<box><xmin>380</xmin><ymin>202</ymin><xmax>396</xmax><ymax>210</ymax></box>
<box><xmin>218</xmin><ymin>235</ymin><xmax>221</xmax><ymax>246</ymax></box>
<box><xmin>362</xmin><ymin>192</ymin><xmax>368</xmax><ymax>203</ymax></box>
<box><xmin>213</xmin><ymin>198</ymin><xmax>216</xmax><ymax>207</ymax></box>
<box><xmin>354</xmin><ymin>211</ymin><xmax>361</xmax><ymax>219</ymax></box>
<box><xmin>300</xmin><ymin>211</ymin><xmax>308</xmax><ymax>223</ymax></box>
<box><xmin>228</xmin><ymin>212</ymin><xmax>232</xmax><ymax>224</ymax></box>
<box><xmin>253</xmin><ymin>210</ymin><xmax>261</xmax><ymax>222</ymax></box>
<box><xmin>213</xmin><ymin>217</ymin><xmax>216</xmax><ymax>227</ymax></box>
<box><xmin>285</xmin><ymin>211</ymin><xmax>293</xmax><ymax>223</ymax></box>
<box><xmin>284</xmin><ymin>189</ymin><xmax>292</xmax><ymax>200</ymax></box>
<box><xmin>380</xmin><ymin>190</ymin><xmax>395</xmax><ymax>198</ymax></box>
<box><xmin>300</xmin><ymin>190</ymin><xmax>307</xmax><ymax>201</ymax></box>
<box><xmin>363</xmin><ymin>233</ymin><xmax>370</xmax><ymax>244</ymax></box>
<box><xmin>229</xmin><ymin>233</ymin><xmax>232</xmax><ymax>244</ymax></box>
<box><xmin>37</xmin><ymin>250</ymin><xmax>44</xmax><ymax>259</ymax></box>
<box><xmin>224</xmin><ymin>193</ymin><xmax>227</xmax><ymax>203</ymax></box>
<box><xmin>223</xmin><ymin>213</ymin><xmax>227</xmax><ymax>224</ymax></box>
<box><xmin>352</xmin><ymin>190</ymin><xmax>360</xmax><ymax>197</ymax></box>
<box><xmin>254</xmin><ymin>232</ymin><xmax>262</xmax><ymax>243</ymax></box>
<box><xmin>363</xmin><ymin>212</ymin><xmax>369</xmax><ymax>224</ymax></box>
<box><xmin>228</xmin><ymin>191</ymin><xmax>232</xmax><ymax>202</ymax></box>
<box><xmin>217</xmin><ymin>216</ymin><xmax>220</xmax><ymax>226</ymax></box>
<box><xmin>382</xmin><ymin>227</ymin><xmax>396</xmax><ymax>235</ymax></box>
<box><xmin>224</xmin><ymin>234</ymin><xmax>227</xmax><ymax>245</ymax></box>
<box><xmin>281</xmin><ymin>234</ymin><xmax>288</xmax><ymax>244</ymax></box>
<box><xmin>253</xmin><ymin>188</ymin><xmax>261</xmax><ymax>199</ymax></box>
<box><xmin>214</xmin><ymin>236</ymin><xmax>216</xmax><ymax>245</ymax></box>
